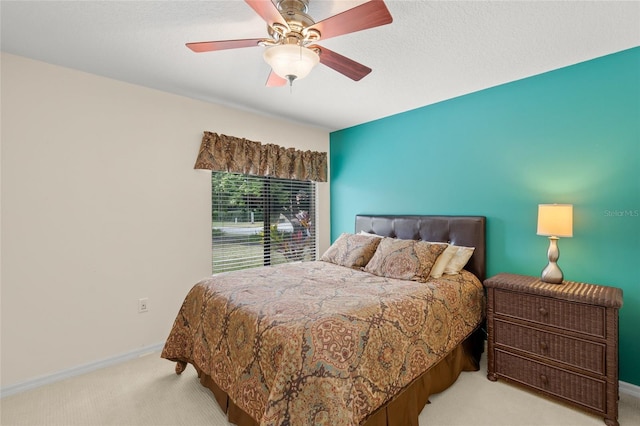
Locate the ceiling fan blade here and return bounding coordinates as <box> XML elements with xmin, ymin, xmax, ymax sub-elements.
<box><xmin>186</xmin><ymin>38</ymin><xmax>265</xmax><ymax>53</ymax></box>
<box><xmin>245</xmin><ymin>0</ymin><xmax>289</xmax><ymax>30</ymax></box>
<box><xmin>266</xmin><ymin>70</ymin><xmax>288</xmax><ymax>87</ymax></box>
<box><xmin>310</xmin><ymin>45</ymin><xmax>371</xmax><ymax>81</ymax></box>
<box><xmin>307</xmin><ymin>0</ymin><xmax>392</xmax><ymax>41</ymax></box>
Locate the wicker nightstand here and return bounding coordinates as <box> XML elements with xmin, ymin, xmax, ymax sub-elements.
<box><xmin>484</xmin><ymin>273</ymin><xmax>623</xmax><ymax>426</ymax></box>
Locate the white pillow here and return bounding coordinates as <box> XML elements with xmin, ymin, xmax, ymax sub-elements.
<box><xmin>443</xmin><ymin>246</ymin><xmax>475</xmax><ymax>275</ymax></box>
<box><xmin>429</xmin><ymin>244</ymin><xmax>457</xmax><ymax>278</ymax></box>
<box><xmin>358</xmin><ymin>230</ymin><xmax>383</xmax><ymax>238</ymax></box>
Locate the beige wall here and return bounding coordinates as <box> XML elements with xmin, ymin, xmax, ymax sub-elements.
<box><xmin>0</xmin><ymin>53</ymin><xmax>330</xmax><ymax>389</ymax></box>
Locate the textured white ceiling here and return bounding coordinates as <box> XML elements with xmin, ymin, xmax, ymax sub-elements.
<box><xmin>1</xmin><ymin>0</ymin><xmax>639</xmax><ymax>131</ymax></box>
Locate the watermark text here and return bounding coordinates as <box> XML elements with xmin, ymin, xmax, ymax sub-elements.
<box><xmin>603</xmin><ymin>209</ymin><xmax>639</xmax><ymax>217</ymax></box>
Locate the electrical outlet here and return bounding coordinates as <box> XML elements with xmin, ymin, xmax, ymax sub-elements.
<box><xmin>138</xmin><ymin>298</ymin><xmax>149</xmax><ymax>313</ymax></box>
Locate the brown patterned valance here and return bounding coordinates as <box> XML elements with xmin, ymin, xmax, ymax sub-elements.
<box><xmin>194</xmin><ymin>131</ymin><xmax>327</xmax><ymax>182</ymax></box>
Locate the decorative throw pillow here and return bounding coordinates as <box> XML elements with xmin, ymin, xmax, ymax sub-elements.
<box><xmin>364</xmin><ymin>238</ymin><xmax>447</xmax><ymax>282</ymax></box>
<box><xmin>443</xmin><ymin>246</ymin><xmax>475</xmax><ymax>275</ymax></box>
<box><xmin>320</xmin><ymin>233</ymin><xmax>382</xmax><ymax>269</ymax></box>
<box><xmin>429</xmin><ymin>244</ymin><xmax>458</xmax><ymax>278</ymax></box>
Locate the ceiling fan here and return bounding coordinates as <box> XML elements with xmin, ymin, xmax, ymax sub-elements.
<box><xmin>186</xmin><ymin>0</ymin><xmax>393</xmax><ymax>87</ymax></box>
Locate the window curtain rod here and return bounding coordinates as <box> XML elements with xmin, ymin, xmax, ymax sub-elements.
<box><xmin>194</xmin><ymin>131</ymin><xmax>327</xmax><ymax>182</ymax></box>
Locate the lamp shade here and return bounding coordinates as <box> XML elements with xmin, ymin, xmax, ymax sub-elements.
<box><xmin>263</xmin><ymin>44</ymin><xmax>319</xmax><ymax>81</ymax></box>
<box><xmin>537</xmin><ymin>204</ymin><xmax>573</xmax><ymax>237</ymax></box>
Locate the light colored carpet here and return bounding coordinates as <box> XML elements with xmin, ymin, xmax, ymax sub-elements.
<box><xmin>1</xmin><ymin>351</ymin><xmax>638</xmax><ymax>426</ymax></box>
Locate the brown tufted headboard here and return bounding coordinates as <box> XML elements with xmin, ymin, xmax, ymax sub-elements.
<box><xmin>355</xmin><ymin>215</ymin><xmax>486</xmax><ymax>281</ymax></box>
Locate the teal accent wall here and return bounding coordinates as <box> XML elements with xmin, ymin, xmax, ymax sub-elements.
<box><xmin>330</xmin><ymin>47</ymin><xmax>640</xmax><ymax>385</ymax></box>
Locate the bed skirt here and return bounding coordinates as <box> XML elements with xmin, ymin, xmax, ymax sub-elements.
<box><xmin>183</xmin><ymin>327</ymin><xmax>484</xmax><ymax>426</ymax></box>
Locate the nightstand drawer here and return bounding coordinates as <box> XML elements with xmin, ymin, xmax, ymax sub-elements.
<box><xmin>494</xmin><ymin>319</ymin><xmax>605</xmax><ymax>375</ymax></box>
<box><xmin>494</xmin><ymin>290</ymin><xmax>605</xmax><ymax>337</ymax></box>
<box><xmin>495</xmin><ymin>350</ymin><xmax>606</xmax><ymax>413</ymax></box>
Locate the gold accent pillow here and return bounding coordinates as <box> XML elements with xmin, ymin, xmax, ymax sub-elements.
<box><xmin>443</xmin><ymin>246</ymin><xmax>475</xmax><ymax>275</ymax></box>
<box><xmin>321</xmin><ymin>233</ymin><xmax>382</xmax><ymax>269</ymax></box>
<box><xmin>429</xmin><ymin>244</ymin><xmax>457</xmax><ymax>278</ymax></box>
<box><xmin>364</xmin><ymin>238</ymin><xmax>447</xmax><ymax>282</ymax></box>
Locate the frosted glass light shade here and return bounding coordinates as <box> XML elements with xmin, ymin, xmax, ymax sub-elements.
<box><xmin>263</xmin><ymin>45</ymin><xmax>319</xmax><ymax>81</ymax></box>
<box><xmin>537</xmin><ymin>204</ymin><xmax>573</xmax><ymax>237</ymax></box>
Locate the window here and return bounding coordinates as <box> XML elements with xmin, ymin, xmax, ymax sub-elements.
<box><xmin>212</xmin><ymin>171</ymin><xmax>317</xmax><ymax>273</ymax></box>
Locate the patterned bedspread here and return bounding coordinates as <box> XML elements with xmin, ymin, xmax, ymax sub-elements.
<box><xmin>161</xmin><ymin>261</ymin><xmax>484</xmax><ymax>425</ymax></box>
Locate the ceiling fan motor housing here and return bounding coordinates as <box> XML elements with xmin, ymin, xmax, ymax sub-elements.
<box><xmin>269</xmin><ymin>0</ymin><xmax>318</xmax><ymax>45</ymax></box>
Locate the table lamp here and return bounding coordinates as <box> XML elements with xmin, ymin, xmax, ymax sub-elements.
<box><xmin>537</xmin><ymin>204</ymin><xmax>573</xmax><ymax>284</ymax></box>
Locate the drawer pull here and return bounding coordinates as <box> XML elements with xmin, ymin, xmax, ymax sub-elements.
<box><xmin>540</xmin><ymin>374</ymin><xmax>549</xmax><ymax>385</ymax></box>
<box><xmin>538</xmin><ymin>307</ymin><xmax>548</xmax><ymax>316</ymax></box>
<box><xmin>539</xmin><ymin>341</ymin><xmax>548</xmax><ymax>351</ymax></box>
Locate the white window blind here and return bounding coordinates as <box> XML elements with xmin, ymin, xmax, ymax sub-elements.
<box><xmin>212</xmin><ymin>171</ymin><xmax>317</xmax><ymax>273</ymax></box>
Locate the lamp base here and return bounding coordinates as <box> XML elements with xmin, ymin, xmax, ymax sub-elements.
<box><xmin>541</xmin><ymin>237</ymin><xmax>564</xmax><ymax>284</ymax></box>
<box><xmin>541</xmin><ymin>263</ymin><xmax>563</xmax><ymax>284</ymax></box>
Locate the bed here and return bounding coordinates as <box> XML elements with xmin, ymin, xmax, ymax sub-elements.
<box><xmin>161</xmin><ymin>214</ymin><xmax>486</xmax><ymax>426</ymax></box>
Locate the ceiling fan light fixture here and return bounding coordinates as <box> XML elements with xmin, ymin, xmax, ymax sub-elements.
<box><xmin>263</xmin><ymin>44</ymin><xmax>319</xmax><ymax>83</ymax></box>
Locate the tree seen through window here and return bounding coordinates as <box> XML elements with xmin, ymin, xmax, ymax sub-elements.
<box><xmin>211</xmin><ymin>172</ymin><xmax>316</xmax><ymax>273</ymax></box>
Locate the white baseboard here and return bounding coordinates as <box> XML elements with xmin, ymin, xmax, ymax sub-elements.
<box><xmin>0</xmin><ymin>342</ymin><xmax>165</xmax><ymax>398</ymax></box>
<box><xmin>620</xmin><ymin>380</ymin><xmax>640</xmax><ymax>399</ymax></box>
